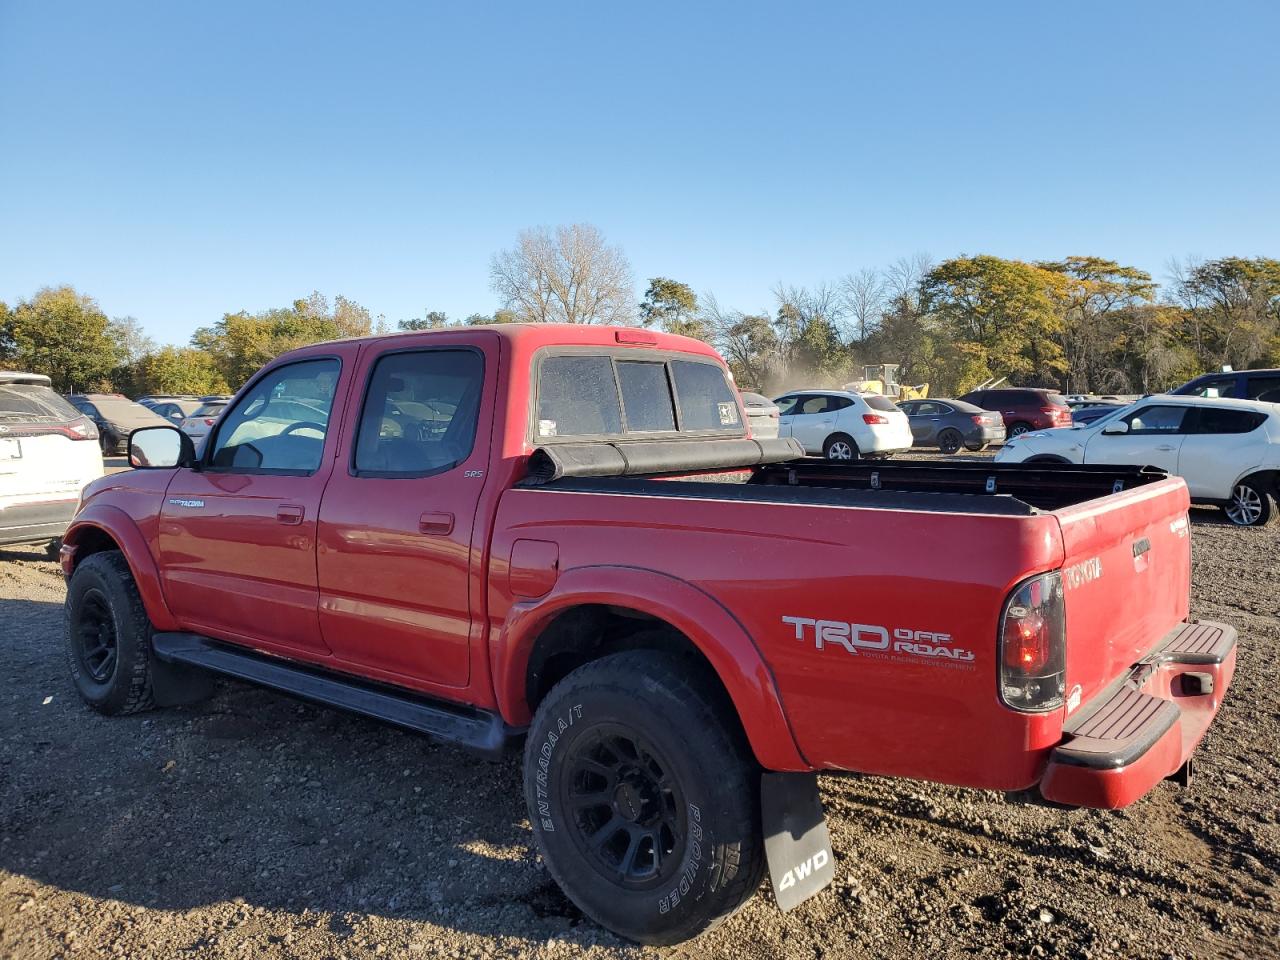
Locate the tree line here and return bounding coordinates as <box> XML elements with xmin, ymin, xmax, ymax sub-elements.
<box><xmin>2</xmin><ymin>223</ymin><xmax>1277</xmax><ymax>399</ymax></box>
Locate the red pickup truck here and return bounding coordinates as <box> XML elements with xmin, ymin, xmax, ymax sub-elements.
<box><xmin>59</xmin><ymin>324</ymin><xmax>1236</xmax><ymax>945</ymax></box>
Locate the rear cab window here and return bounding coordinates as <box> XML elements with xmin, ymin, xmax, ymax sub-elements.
<box><xmin>863</xmin><ymin>394</ymin><xmax>899</xmax><ymax>413</ymax></box>
<box><xmin>534</xmin><ymin>350</ymin><xmax>742</xmax><ymax>442</ymax></box>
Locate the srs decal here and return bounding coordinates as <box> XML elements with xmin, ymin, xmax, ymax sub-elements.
<box><xmin>783</xmin><ymin>616</ymin><xmax>975</xmax><ymax>667</ymax></box>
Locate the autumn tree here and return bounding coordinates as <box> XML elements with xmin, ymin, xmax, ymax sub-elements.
<box><xmin>921</xmin><ymin>256</ymin><xmax>1068</xmax><ymax>387</ymax></box>
<box><xmin>1170</xmin><ymin>257</ymin><xmax>1280</xmax><ymax>369</ymax></box>
<box><xmin>129</xmin><ymin>346</ymin><xmax>230</xmax><ymax>396</ymax></box>
<box><xmin>490</xmin><ymin>224</ymin><xmax>634</xmax><ymax>324</ymax></box>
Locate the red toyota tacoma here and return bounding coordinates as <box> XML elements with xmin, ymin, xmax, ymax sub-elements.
<box><xmin>60</xmin><ymin>325</ymin><xmax>1236</xmax><ymax>944</ymax></box>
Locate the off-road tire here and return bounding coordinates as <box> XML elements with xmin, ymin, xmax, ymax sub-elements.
<box><xmin>823</xmin><ymin>434</ymin><xmax>858</xmax><ymax>461</ymax></box>
<box><xmin>64</xmin><ymin>551</ymin><xmax>156</xmax><ymax>715</ymax></box>
<box><xmin>523</xmin><ymin>651</ymin><xmax>764</xmax><ymax>945</ymax></box>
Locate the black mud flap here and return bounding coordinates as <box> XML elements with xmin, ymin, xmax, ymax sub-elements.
<box><xmin>761</xmin><ymin>772</ymin><xmax>835</xmax><ymax>912</ymax></box>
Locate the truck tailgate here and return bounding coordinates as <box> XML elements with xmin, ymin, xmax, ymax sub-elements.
<box><xmin>1053</xmin><ymin>476</ymin><xmax>1192</xmax><ymax>715</ymax></box>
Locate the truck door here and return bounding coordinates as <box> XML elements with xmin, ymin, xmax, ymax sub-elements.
<box><xmin>315</xmin><ymin>336</ymin><xmax>495</xmax><ymax>691</ymax></box>
<box><xmin>158</xmin><ymin>351</ymin><xmax>354</xmax><ymax>656</ymax></box>
<box><xmin>1083</xmin><ymin>402</ymin><xmax>1188</xmax><ymax>475</ymax></box>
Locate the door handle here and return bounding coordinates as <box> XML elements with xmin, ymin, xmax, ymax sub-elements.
<box><xmin>1155</xmin><ymin>444</ymin><xmax>1176</xmax><ymax>451</ymax></box>
<box><xmin>276</xmin><ymin>504</ymin><xmax>304</xmax><ymax>525</ymax></box>
<box><xmin>419</xmin><ymin>511</ymin><xmax>454</xmax><ymax>535</ymax></box>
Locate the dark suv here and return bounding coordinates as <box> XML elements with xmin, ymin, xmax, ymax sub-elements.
<box><xmin>958</xmin><ymin>387</ymin><xmax>1072</xmax><ymax>437</ymax></box>
<box><xmin>1171</xmin><ymin>369</ymin><xmax>1280</xmax><ymax>403</ymax></box>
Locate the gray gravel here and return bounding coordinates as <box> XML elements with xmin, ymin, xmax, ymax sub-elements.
<box><xmin>1</xmin><ymin>466</ymin><xmax>1278</xmax><ymax>959</ymax></box>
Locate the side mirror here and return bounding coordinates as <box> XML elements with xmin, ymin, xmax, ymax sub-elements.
<box><xmin>1101</xmin><ymin>421</ymin><xmax>1129</xmax><ymax>436</ymax></box>
<box><xmin>128</xmin><ymin>425</ymin><xmax>196</xmax><ymax>469</ymax></box>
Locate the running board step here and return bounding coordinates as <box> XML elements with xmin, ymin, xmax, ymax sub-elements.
<box><xmin>151</xmin><ymin>632</ymin><xmax>520</xmax><ymax>758</ymax></box>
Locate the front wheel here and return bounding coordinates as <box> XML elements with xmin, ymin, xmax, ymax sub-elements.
<box><xmin>1223</xmin><ymin>480</ymin><xmax>1273</xmax><ymax>527</ymax></box>
<box><xmin>523</xmin><ymin>651</ymin><xmax>764</xmax><ymax>945</ymax></box>
<box><xmin>823</xmin><ymin>434</ymin><xmax>858</xmax><ymax>461</ymax></box>
<box><xmin>64</xmin><ymin>552</ymin><xmax>156</xmax><ymax>715</ymax></box>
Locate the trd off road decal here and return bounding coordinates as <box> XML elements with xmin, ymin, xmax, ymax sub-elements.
<box><xmin>532</xmin><ymin>703</ymin><xmax>582</xmax><ymax>831</ymax></box>
<box><xmin>783</xmin><ymin>616</ymin><xmax>975</xmax><ymax>668</ymax></box>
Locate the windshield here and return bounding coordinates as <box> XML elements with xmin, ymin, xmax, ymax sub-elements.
<box><xmin>0</xmin><ymin>384</ymin><xmax>82</xmax><ymax>424</ymax></box>
<box><xmin>1075</xmin><ymin>403</ymin><xmax>1133</xmax><ymax>428</ymax></box>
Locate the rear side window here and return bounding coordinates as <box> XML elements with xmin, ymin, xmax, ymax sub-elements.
<box><xmin>616</xmin><ymin>361</ymin><xmax>676</xmax><ymax>432</ymax></box>
<box><xmin>0</xmin><ymin>384</ymin><xmax>81</xmax><ymax>424</ymax></box>
<box><xmin>864</xmin><ymin>394</ymin><xmax>899</xmax><ymax>413</ymax></box>
<box><xmin>354</xmin><ymin>349</ymin><xmax>484</xmax><ymax>475</ymax></box>
<box><xmin>1245</xmin><ymin>375</ymin><xmax>1280</xmax><ymax>401</ymax></box>
<box><xmin>536</xmin><ymin>356</ymin><xmax>623</xmax><ymax>438</ymax></box>
<box><xmin>1186</xmin><ymin>407</ymin><xmax>1267</xmax><ymax>434</ymax></box>
<box><xmin>671</xmin><ymin>360</ymin><xmax>740</xmax><ymax>430</ymax></box>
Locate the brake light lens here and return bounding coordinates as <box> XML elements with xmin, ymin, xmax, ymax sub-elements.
<box><xmin>862</xmin><ymin>413</ymin><xmax>889</xmax><ymax>425</ymax></box>
<box><xmin>998</xmin><ymin>571</ymin><xmax>1066</xmax><ymax>712</ymax></box>
<box><xmin>971</xmin><ymin>415</ymin><xmax>985</xmax><ymax>426</ymax></box>
<box><xmin>203</xmin><ymin>418</ymin><xmax>217</xmax><ymax>426</ymax></box>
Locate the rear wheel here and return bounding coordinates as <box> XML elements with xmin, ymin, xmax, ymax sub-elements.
<box><xmin>823</xmin><ymin>434</ymin><xmax>858</xmax><ymax>461</ymax></box>
<box><xmin>64</xmin><ymin>552</ymin><xmax>156</xmax><ymax>715</ymax></box>
<box><xmin>1008</xmin><ymin>421</ymin><xmax>1033</xmax><ymax>438</ymax></box>
<box><xmin>1223</xmin><ymin>480</ymin><xmax>1273</xmax><ymax>527</ymax></box>
<box><xmin>523</xmin><ymin>651</ymin><xmax>764</xmax><ymax>945</ymax></box>
<box><xmin>964</xmin><ymin>441</ymin><xmax>988</xmax><ymax>452</ymax></box>
<box><xmin>937</xmin><ymin>429</ymin><xmax>963</xmax><ymax>455</ymax></box>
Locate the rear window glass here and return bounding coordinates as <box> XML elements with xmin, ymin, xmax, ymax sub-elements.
<box><xmin>193</xmin><ymin>402</ymin><xmax>227</xmax><ymax>417</ymax></box>
<box><xmin>671</xmin><ymin>360</ymin><xmax>740</xmax><ymax>430</ymax></box>
<box><xmin>536</xmin><ymin>356</ymin><xmax>623</xmax><ymax>439</ymax></box>
<box><xmin>1188</xmin><ymin>407</ymin><xmax>1266</xmax><ymax>434</ymax></box>
<box><xmin>616</xmin><ymin>361</ymin><xmax>676</xmax><ymax>432</ymax></box>
<box><xmin>0</xmin><ymin>384</ymin><xmax>81</xmax><ymax>423</ymax></box>
<box><xmin>864</xmin><ymin>394</ymin><xmax>899</xmax><ymax>413</ymax></box>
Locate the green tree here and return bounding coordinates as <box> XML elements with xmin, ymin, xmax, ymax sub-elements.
<box><xmin>1172</xmin><ymin>257</ymin><xmax>1280</xmax><ymax>370</ymax></box>
<box><xmin>921</xmin><ymin>256</ymin><xmax>1068</xmax><ymax>387</ymax></box>
<box><xmin>192</xmin><ymin>293</ymin><xmax>373</xmax><ymax>388</ymax></box>
<box><xmin>398</xmin><ymin>311</ymin><xmax>449</xmax><ymax>330</ymax></box>
<box><xmin>640</xmin><ymin>278</ymin><xmax>701</xmax><ymax>332</ymax></box>
<box><xmin>3</xmin><ymin>286</ymin><xmax>123</xmax><ymax>391</ymax></box>
<box><xmin>131</xmin><ymin>346</ymin><xmax>230</xmax><ymax>395</ymax></box>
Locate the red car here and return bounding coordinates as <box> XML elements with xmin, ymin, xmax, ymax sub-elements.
<box><xmin>959</xmin><ymin>386</ymin><xmax>1073</xmax><ymax>436</ymax></box>
<box><xmin>59</xmin><ymin>325</ymin><xmax>1234</xmax><ymax>945</ymax></box>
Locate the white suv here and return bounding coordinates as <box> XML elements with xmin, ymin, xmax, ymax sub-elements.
<box><xmin>995</xmin><ymin>395</ymin><xmax>1280</xmax><ymax>526</ymax></box>
<box><xmin>773</xmin><ymin>390</ymin><xmax>914</xmax><ymax>460</ymax></box>
<box><xmin>0</xmin><ymin>372</ymin><xmax>105</xmax><ymax>551</ymax></box>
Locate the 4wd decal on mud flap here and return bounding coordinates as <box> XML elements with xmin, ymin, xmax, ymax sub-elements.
<box><xmin>783</xmin><ymin>616</ymin><xmax>975</xmax><ymax>667</ymax></box>
<box><xmin>533</xmin><ymin>703</ymin><xmax>582</xmax><ymax>831</ymax></box>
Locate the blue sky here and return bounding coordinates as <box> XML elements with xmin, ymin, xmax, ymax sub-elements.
<box><xmin>1</xmin><ymin>0</ymin><xmax>1277</xmax><ymax>345</ymax></box>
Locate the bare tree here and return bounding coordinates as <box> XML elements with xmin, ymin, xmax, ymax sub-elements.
<box><xmin>884</xmin><ymin>253</ymin><xmax>933</xmax><ymax>308</ymax></box>
<box><xmin>489</xmin><ymin>224</ymin><xmax>634</xmax><ymax>324</ymax></box>
<box><xmin>839</xmin><ymin>268</ymin><xmax>886</xmax><ymax>342</ymax></box>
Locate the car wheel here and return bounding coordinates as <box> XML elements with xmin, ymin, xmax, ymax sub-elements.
<box><xmin>964</xmin><ymin>441</ymin><xmax>988</xmax><ymax>452</ymax></box>
<box><xmin>937</xmin><ymin>429</ymin><xmax>963</xmax><ymax>455</ymax></box>
<box><xmin>99</xmin><ymin>432</ymin><xmax>112</xmax><ymax>456</ymax></box>
<box><xmin>64</xmin><ymin>551</ymin><xmax>156</xmax><ymax>715</ymax></box>
<box><xmin>523</xmin><ymin>651</ymin><xmax>764</xmax><ymax>945</ymax></box>
<box><xmin>823</xmin><ymin>434</ymin><xmax>858</xmax><ymax>461</ymax></box>
<box><xmin>1223</xmin><ymin>480</ymin><xmax>1273</xmax><ymax>527</ymax></box>
<box><xmin>1008</xmin><ymin>421</ymin><xmax>1033</xmax><ymax>438</ymax></box>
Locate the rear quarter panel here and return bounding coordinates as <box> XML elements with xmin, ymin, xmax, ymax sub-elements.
<box><xmin>488</xmin><ymin>486</ymin><xmax>1069</xmax><ymax>789</ymax></box>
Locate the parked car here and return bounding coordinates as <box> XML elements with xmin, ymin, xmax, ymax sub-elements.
<box><xmin>958</xmin><ymin>387</ymin><xmax>1073</xmax><ymax>437</ymax></box>
<box><xmin>739</xmin><ymin>391</ymin><xmax>780</xmax><ymax>438</ymax></box>
<box><xmin>1069</xmin><ymin>403</ymin><xmax>1127</xmax><ymax>427</ymax></box>
<box><xmin>146</xmin><ymin>398</ymin><xmax>205</xmax><ymax>425</ymax></box>
<box><xmin>65</xmin><ymin>393</ymin><xmax>171</xmax><ymax>455</ymax></box>
<box><xmin>0</xmin><ymin>372</ymin><xmax>103</xmax><ymax>551</ymax></box>
<box><xmin>59</xmin><ymin>324</ymin><xmax>1236</xmax><ymax>944</ymax></box>
<box><xmin>773</xmin><ymin>389</ymin><xmax>913</xmax><ymax>459</ymax></box>
<box><xmin>896</xmin><ymin>398</ymin><xmax>1005</xmax><ymax>453</ymax></box>
<box><xmin>995</xmin><ymin>395</ymin><xmax>1280</xmax><ymax>526</ymax></box>
<box><xmin>137</xmin><ymin>394</ymin><xmax>199</xmax><ymax>409</ymax></box>
<box><xmin>1171</xmin><ymin>368</ymin><xmax>1280</xmax><ymax>402</ymax></box>
<box><xmin>178</xmin><ymin>399</ymin><xmax>230</xmax><ymax>445</ymax></box>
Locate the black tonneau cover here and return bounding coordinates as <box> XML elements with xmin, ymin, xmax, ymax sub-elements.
<box><xmin>525</xmin><ymin>437</ymin><xmax>804</xmax><ymax>484</ymax></box>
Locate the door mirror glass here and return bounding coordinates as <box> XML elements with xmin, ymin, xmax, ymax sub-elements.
<box><xmin>1101</xmin><ymin>421</ymin><xmax>1129</xmax><ymax>435</ymax></box>
<box><xmin>129</xmin><ymin>425</ymin><xmax>194</xmax><ymax>468</ymax></box>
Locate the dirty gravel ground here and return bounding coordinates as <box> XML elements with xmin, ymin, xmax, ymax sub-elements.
<box><xmin>1</xmin><ymin>467</ymin><xmax>1278</xmax><ymax>959</ymax></box>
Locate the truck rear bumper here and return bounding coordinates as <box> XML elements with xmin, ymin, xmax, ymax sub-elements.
<box><xmin>1039</xmin><ymin>619</ymin><xmax>1236</xmax><ymax>809</ymax></box>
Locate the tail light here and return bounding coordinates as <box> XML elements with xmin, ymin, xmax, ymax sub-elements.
<box><xmin>999</xmin><ymin>571</ymin><xmax>1066</xmax><ymax>712</ymax></box>
<box><xmin>770</xmin><ymin>411</ymin><xmax>779</xmax><ymax>419</ymax></box>
<box><xmin>862</xmin><ymin>413</ymin><xmax>889</xmax><ymax>425</ymax></box>
<box><xmin>203</xmin><ymin>418</ymin><xmax>217</xmax><ymax>426</ymax></box>
<box><xmin>66</xmin><ymin>416</ymin><xmax>99</xmax><ymax>440</ymax></box>
<box><xmin>971</xmin><ymin>415</ymin><xmax>986</xmax><ymax>426</ymax></box>
<box><xmin>1044</xmin><ymin>407</ymin><xmax>1069</xmax><ymax>419</ymax></box>
<box><xmin>2</xmin><ymin>416</ymin><xmax>99</xmax><ymax>441</ymax></box>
